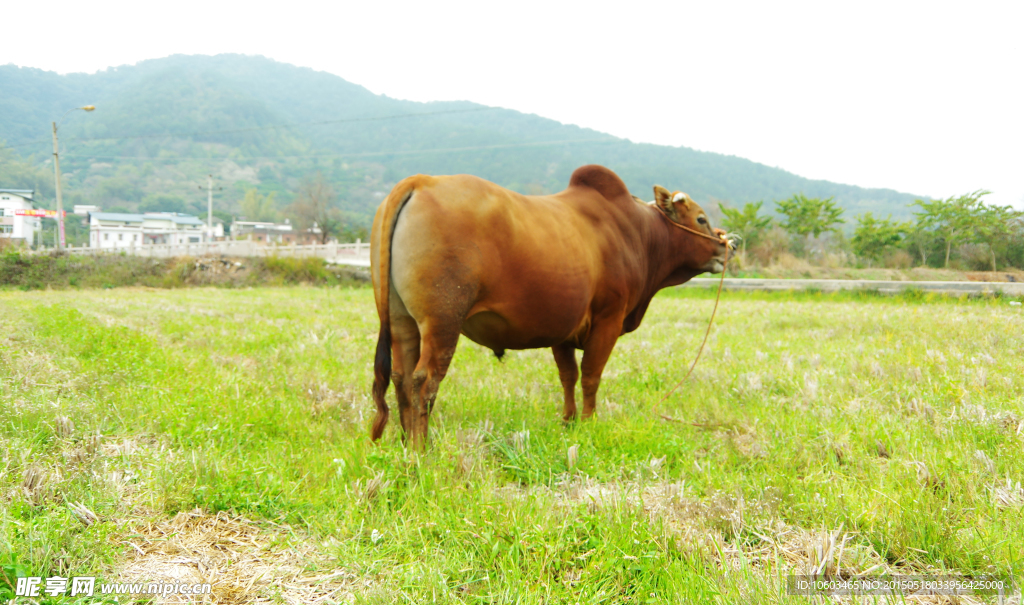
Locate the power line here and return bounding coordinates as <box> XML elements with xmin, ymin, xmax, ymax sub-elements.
<box><xmin>3</xmin><ymin>106</ymin><xmax>499</xmax><ymax>150</ymax></box>
<box><xmin>3</xmin><ymin>138</ymin><xmax>51</xmax><ymax>150</ymax></box>
<box><xmin>62</xmin><ymin>137</ymin><xmax>621</xmax><ymax>163</ymax></box>
<box><xmin>73</xmin><ymin>106</ymin><xmax>499</xmax><ymax>142</ymax></box>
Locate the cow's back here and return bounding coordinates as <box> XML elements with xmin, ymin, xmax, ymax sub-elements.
<box><xmin>387</xmin><ymin>172</ymin><xmax>633</xmax><ymax>350</ymax></box>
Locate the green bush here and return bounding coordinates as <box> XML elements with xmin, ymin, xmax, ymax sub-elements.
<box><xmin>261</xmin><ymin>255</ymin><xmax>332</xmax><ymax>284</ymax></box>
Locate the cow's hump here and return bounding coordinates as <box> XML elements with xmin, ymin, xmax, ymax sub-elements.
<box><xmin>567</xmin><ymin>165</ymin><xmax>632</xmax><ymax>204</ymax></box>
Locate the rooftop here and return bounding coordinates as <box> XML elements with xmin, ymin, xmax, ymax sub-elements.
<box><xmin>0</xmin><ymin>189</ymin><xmax>34</xmax><ymax>201</ymax></box>
<box><xmin>90</xmin><ymin>212</ymin><xmax>205</xmax><ymax>226</ymax></box>
<box><xmin>90</xmin><ymin>212</ymin><xmax>144</xmax><ymax>223</ymax></box>
<box><xmin>232</xmin><ymin>221</ymin><xmax>293</xmax><ymax>232</ymax></box>
<box><xmin>145</xmin><ymin>213</ymin><xmax>205</xmax><ymax>226</ymax></box>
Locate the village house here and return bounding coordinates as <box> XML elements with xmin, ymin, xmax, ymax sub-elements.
<box><xmin>0</xmin><ymin>189</ymin><xmax>42</xmax><ymax>247</ymax></box>
<box><xmin>231</xmin><ymin>219</ymin><xmax>332</xmax><ymax>245</ymax></box>
<box><xmin>206</xmin><ymin>217</ymin><xmax>226</xmax><ymax>241</ymax></box>
<box><xmin>88</xmin><ymin>211</ymin><xmax>207</xmax><ymax>249</ymax></box>
<box><xmin>231</xmin><ymin>220</ymin><xmax>297</xmax><ymax>244</ymax></box>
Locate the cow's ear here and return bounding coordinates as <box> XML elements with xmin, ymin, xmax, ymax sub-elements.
<box><xmin>653</xmin><ymin>186</ymin><xmax>674</xmax><ymax>216</ymax></box>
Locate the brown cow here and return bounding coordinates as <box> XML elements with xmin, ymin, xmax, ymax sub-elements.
<box><xmin>370</xmin><ymin>165</ymin><xmax>730</xmax><ymax>447</ymax></box>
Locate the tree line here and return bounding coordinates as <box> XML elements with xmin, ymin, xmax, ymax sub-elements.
<box><xmin>720</xmin><ymin>191</ymin><xmax>1024</xmax><ymax>272</ymax></box>
<box><xmin>236</xmin><ymin>173</ymin><xmax>367</xmax><ymax>244</ymax></box>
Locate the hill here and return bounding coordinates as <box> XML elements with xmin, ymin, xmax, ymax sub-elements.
<box><xmin>0</xmin><ymin>54</ymin><xmax>924</xmax><ymax>231</ymax></box>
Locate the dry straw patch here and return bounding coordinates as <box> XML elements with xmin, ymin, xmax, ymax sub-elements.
<box><xmin>304</xmin><ymin>381</ymin><xmax>367</xmax><ymax>426</ymax></box>
<box><xmin>555</xmin><ymin>479</ymin><xmax>1003</xmax><ymax>605</ymax></box>
<box><xmin>118</xmin><ymin>510</ymin><xmax>367</xmax><ymax>604</ymax></box>
<box><xmin>0</xmin><ymin>345</ymin><xmax>84</xmax><ymax>402</ymax></box>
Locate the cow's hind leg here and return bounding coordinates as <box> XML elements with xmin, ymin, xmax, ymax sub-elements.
<box><xmin>408</xmin><ymin>319</ymin><xmax>461</xmax><ymax>450</ymax></box>
<box><xmin>552</xmin><ymin>342</ymin><xmax>579</xmax><ymax>422</ymax></box>
<box><xmin>389</xmin><ymin>312</ymin><xmax>420</xmax><ymax>440</ymax></box>
<box><xmin>389</xmin><ymin>212</ymin><xmax>480</xmax><ymax>448</ymax></box>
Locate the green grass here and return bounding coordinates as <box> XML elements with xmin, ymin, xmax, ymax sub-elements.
<box><xmin>1</xmin><ymin>286</ymin><xmax>1022</xmax><ymax>602</ymax></box>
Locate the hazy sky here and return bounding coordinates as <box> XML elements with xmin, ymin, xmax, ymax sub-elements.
<box><xmin>6</xmin><ymin>0</ymin><xmax>1023</xmax><ymax>208</ymax></box>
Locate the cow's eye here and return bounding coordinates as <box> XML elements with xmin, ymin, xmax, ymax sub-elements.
<box><xmin>697</xmin><ymin>216</ymin><xmax>707</xmax><ymax>225</ymax></box>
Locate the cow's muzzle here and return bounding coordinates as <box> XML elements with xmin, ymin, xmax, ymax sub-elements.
<box><xmin>704</xmin><ymin>257</ymin><xmax>726</xmax><ymax>274</ymax></box>
<box><xmin>703</xmin><ymin>237</ymin><xmax>732</xmax><ymax>274</ymax></box>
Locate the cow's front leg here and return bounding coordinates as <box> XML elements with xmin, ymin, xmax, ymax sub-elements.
<box><xmin>551</xmin><ymin>342</ymin><xmax>579</xmax><ymax>421</ymax></box>
<box><xmin>579</xmin><ymin>317</ymin><xmax>625</xmax><ymax>419</ymax></box>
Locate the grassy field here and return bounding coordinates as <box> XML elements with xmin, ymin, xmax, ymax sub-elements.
<box><xmin>1</xmin><ymin>285</ymin><xmax>1022</xmax><ymax>603</ymax></box>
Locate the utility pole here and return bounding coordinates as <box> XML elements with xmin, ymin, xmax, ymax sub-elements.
<box><xmin>51</xmin><ymin>122</ymin><xmax>66</xmax><ymax>249</ymax></box>
<box><xmin>50</xmin><ymin>105</ymin><xmax>94</xmax><ymax>250</ymax></box>
<box><xmin>207</xmin><ymin>175</ymin><xmax>213</xmax><ymax>236</ymax></box>
<box><xmin>199</xmin><ymin>175</ymin><xmax>222</xmax><ymax>242</ymax></box>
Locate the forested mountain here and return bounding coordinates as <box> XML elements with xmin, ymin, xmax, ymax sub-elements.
<box><xmin>1</xmin><ymin>54</ymin><xmax>923</xmax><ymax>228</ymax></box>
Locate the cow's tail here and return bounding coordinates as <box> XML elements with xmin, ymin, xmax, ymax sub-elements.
<box><xmin>371</xmin><ymin>181</ymin><xmax>417</xmax><ymax>442</ymax></box>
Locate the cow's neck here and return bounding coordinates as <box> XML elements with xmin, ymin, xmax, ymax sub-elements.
<box><xmin>650</xmin><ymin>206</ymin><xmax>706</xmax><ymax>289</ymax></box>
<box><xmin>621</xmin><ymin>205</ymin><xmax>707</xmax><ymax>334</ymax></box>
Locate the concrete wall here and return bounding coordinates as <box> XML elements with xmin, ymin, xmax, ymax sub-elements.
<box><xmin>681</xmin><ymin>277</ymin><xmax>1024</xmax><ymax>296</ymax></box>
<box><xmin>42</xmin><ymin>240</ymin><xmax>371</xmax><ymax>267</ymax></box>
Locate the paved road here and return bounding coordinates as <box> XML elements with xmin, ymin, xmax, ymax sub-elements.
<box><xmin>330</xmin><ymin>256</ymin><xmax>370</xmax><ymax>268</ymax></box>
<box><xmin>682</xmin><ymin>278</ymin><xmax>1024</xmax><ymax>296</ymax></box>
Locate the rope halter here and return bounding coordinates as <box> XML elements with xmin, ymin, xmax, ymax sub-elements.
<box><xmin>654</xmin><ymin>203</ymin><xmax>733</xmax><ymax>247</ymax></box>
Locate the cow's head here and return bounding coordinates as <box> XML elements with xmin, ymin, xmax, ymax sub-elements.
<box><xmin>653</xmin><ymin>185</ymin><xmax>732</xmax><ymax>274</ymax></box>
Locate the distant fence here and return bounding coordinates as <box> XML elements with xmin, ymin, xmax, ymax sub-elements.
<box><xmin>30</xmin><ymin>241</ymin><xmax>372</xmax><ymax>267</ymax></box>
<box><xmin>682</xmin><ymin>278</ymin><xmax>1024</xmax><ymax>297</ymax></box>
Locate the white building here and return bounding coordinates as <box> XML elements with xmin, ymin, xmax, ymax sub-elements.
<box><xmin>231</xmin><ymin>220</ymin><xmax>295</xmax><ymax>244</ymax></box>
<box><xmin>205</xmin><ymin>217</ymin><xmax>225</xmax><ymax>241</ymax></box>
<box><xmin>0</xmin><ymin>189</ymin><xmax>42</xmax><ymax>247</ymax></box>
<box><xmin>89</xmin><ymin>212</ymin><xmax>207</xmax><ymax>249</ymax></box>
<box><xmin>73</xmin><ymin>204</ymin><xmax>101</xmax><ymax>216</ymax></box>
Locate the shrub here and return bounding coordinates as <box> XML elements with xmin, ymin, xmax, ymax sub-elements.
<box><xmin>883</xmin><ymin>250</ymin><xmax>914</xmax><ymax>269</ymax></box>
<box><xmin>750</xmin><ymin>226</ymin><xmax>791</xmax><ymax>266</ymax></box>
